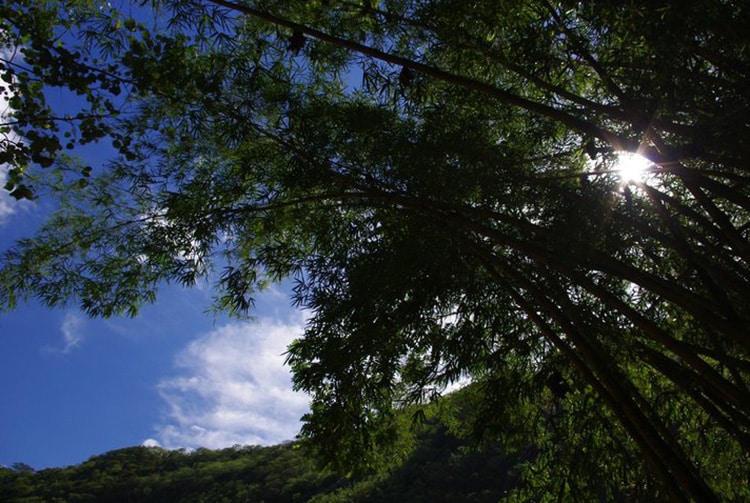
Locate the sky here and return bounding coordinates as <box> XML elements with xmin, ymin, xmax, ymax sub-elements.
<box><xmin>0</xmin><ymin>113</ymin><xmax>311</xmax><ymax>472</ymax></box>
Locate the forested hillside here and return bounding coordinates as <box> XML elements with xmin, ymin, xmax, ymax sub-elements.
<box><xmin>2</xmin><ymin>442</ymin><xmax>350</xmax><ymax>502</ymax></box>
<box><xmin>1</xmin><ymin>403</ymin><xmax>521</xmax><ymax>503</ymax></box>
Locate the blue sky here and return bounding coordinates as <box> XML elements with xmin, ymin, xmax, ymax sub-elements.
<box><xmin>0</xmin><ymin>174</ymin><xmax>311</xmax><ymax>470</ymax></box>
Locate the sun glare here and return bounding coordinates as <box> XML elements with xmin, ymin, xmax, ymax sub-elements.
<box><xmin>615</xmin><ymin>151</ymin><xmax>652</xmax><ymax>182</ymax></box>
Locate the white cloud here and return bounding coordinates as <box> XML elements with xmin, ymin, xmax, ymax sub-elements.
<box><xmin>141</xmin><ymin>438</ymin><xmax>161</xmax><ymax>448</ymax></box>
<box><xmin>61</xmin><ymin>312</ymin><xmax>85</xmax><ymax>353</ymax></box>
<box><xmin>152</xmin><ymin>315</ymin><xmax>310</xmax><ymax>450</ymax></box>
<box><xmin>44</xmin><ymin>312</ymin><xmax>86</xmax><ymax>354</ymax></box>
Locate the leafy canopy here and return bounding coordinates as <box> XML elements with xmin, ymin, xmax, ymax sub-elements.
<box><xmin>2</xmin><ymin>0</ymin><xmax>750</xmax><ymax>500</ymax></box>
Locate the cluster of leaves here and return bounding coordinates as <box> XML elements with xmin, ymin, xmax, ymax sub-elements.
<box><xmin>0</xmin><ymin>0</ymin><xmax>235</xmax><ymax>199</ymax></box>
<box><xmin>2</xmin><ymin>0</ymin><xmax>750</xmax><ymax>500</ymax></box>
<box><xmin>1</xmin><ymin>0</ymin><xmax>125</xmax><ymax>198</ymax></box>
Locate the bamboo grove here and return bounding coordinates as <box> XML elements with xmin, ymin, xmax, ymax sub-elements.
<box><xmin>1</xmin><ymin>1</ymin><xmax>749</xmax><ymax>500</ymax></box>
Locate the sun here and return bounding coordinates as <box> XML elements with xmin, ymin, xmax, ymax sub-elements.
<box><xmin>614</xmin><ymin>151</ymin><xmax>652</xmax><ymax>182</ymax></box>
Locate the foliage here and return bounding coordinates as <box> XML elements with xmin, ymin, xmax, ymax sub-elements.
<box><xmin>2</xmin><ymin>0</ymin><xmax>750</xmax><ymax>500</ymax></box>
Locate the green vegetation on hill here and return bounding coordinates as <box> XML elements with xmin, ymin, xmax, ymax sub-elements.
<box><xmin>1</xmin><ymin>443</ymin><xmax>343</xmax><ymax>503</ymax></box>
<box><xmin>0</xmin><ymin>407</ymin><xmax>521</xmax><ymax>502</ymax></box>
